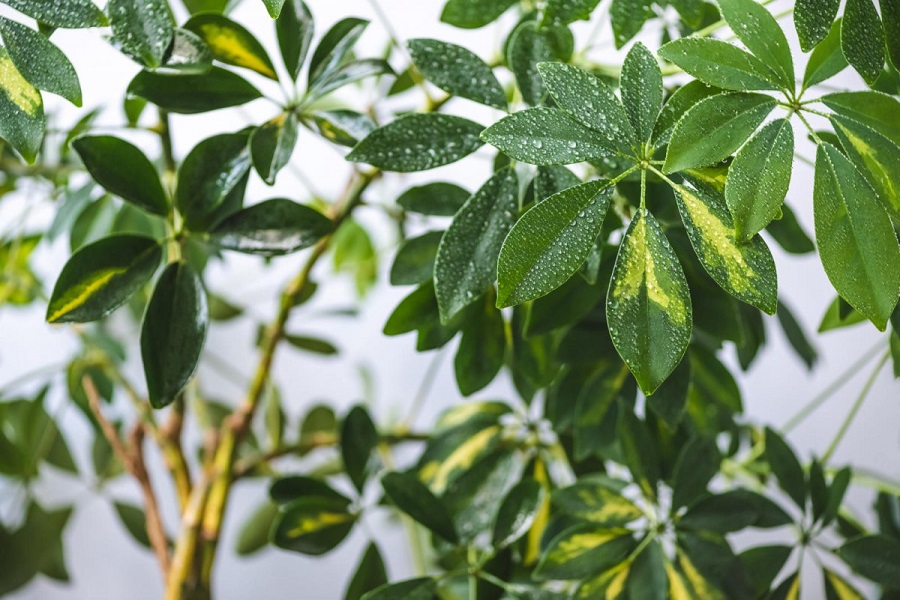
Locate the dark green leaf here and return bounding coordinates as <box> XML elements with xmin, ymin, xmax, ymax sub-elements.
<box><xmin>803</xmin><ymin>19</ymin><xmax>847</xmax><ymax>89</ymax></box>
<box><xmin>481</xmin><ymin>107</ymin><xmax>613</xmax><ymax>165</ymax></box>
<box><xmin>823</xmin><ymin>467</ymin><xmax>851</xmax><ymax>526</ymax></box>
<box><xmin>646</xmin><ymin>356</ymin><xmax>690</xmax><ymax>428</ymax></box>
<box><xmin>277</xmin><ymin>0</ymin><xmax>314</xmax><ymax>81</ymax></box>
<box><xmin>305</xmin><ymin>58</ymin><xmax>394</xmax><ymax>103</ymax></box>
<box><xmin>841</xmin><ymin>0</ymin><xmax>886</xmax><ymax>85</ymax></box>
<box><xmin>341</xmin><ymin>405</ymin><xmax>378</xmax><ymax>493</ymax></box>
<box><xmin>0</xmin><ymin>47</ymin><xmax>45</xmax><ymax>163</ymax></box>
<box><xmin>621</xmin><ymin>42</ymin><xmax>662</xmax><ymax>146</ymax></box>
<box><xmin>777</xmin><ymin>300</ymin><xmax>818</xmax><ymax>369</ymax></box>
<box><xmin>618</xmin><ymin>409</ymin><xmax>659</xmax><ymax>500</ymax></box>
<box><xmin>184</xmin><ymin>13</ymin><xmax>278</xmax><ymax>80</ymax></box>
<box><xmin>284</xmin><ymin>334</ymin><xmax>338</xmax><ymax>355</ymax></box>
<box><xmin>177</xmin><ymin>132</ymin><xmax>251</xmax><ymax>231</ymax></box>
<box><xmin>72</xmin><ymin>135</ymin><xmax>168</xmax><ymax>216</ymax></box>
<box><xmin>543</xmin><ymin>0</ymin><xmax>601</xmax><ymax>25</ymax></box>
<box><xmin>679</xmin><ymin>491</ymin><xmax>764</xmax><ymax>532</ymax></box>
<box><xmin>141</xmin><ymin>261</ymin><xmax>208</xmax><ymax>409</ymax></box>
<box><xmin>498</xmin><ymin>180</ymin><xmax>612</xmax><ymax>307</ymax></box>
<box><xmin>440</xmin><ymin>0</ymin><xmax>517</xmax><ymax>28</ymax></box>
<box><xmin>1</xmin><ymin>0</ymin><xmax>106</xmax><ymax>28</ymax></box>
<box><xmin>128</xmin><ymin>67</ymin><xmax>262</xmax><ymax>114</ymax></box>
<box><xmin>308</xmin><ymin>17</ymin><xmax>367</xmax><ymax>88</ymax></box>
<box><xmin>767</xmin><ymin>204</ymin><xmax>815</xmax><ymax>255</ymax></box>
<box><xmin>671</xmin><ymin>436</ymin><xmax>721</xmax><ymax>509</ymax></box>
<box><xmin>309</xmin><ymin>110</ymin><xmax>375</xmax><ymax>148</ymax></box>
<box><xmin>108</xmin><ymin>0</ymin><xmax>173</xmax><ymax>68</ymax></box>
<box><xmin>381</xmin><ymin>471</ymin><xmax>458</xmax><ymax>543</ymax></box>
<box><xmin>455</xmin><ymin>290</ymin><xmax>505</xmax><ymax>395</ymax></box>
<box><xmin>270</xmin><ymin>476</ymin><xmax>350</xmax><ymax>505</ymax></box>
<box><xmin>725</xmin><ymin>118</ymin><xmax>794</xmax><ymax>240</ymax></box>
<box><xmin>159</xmin><ymin>28</ymin><xmax>213</xmax><ymax>74</ymax></box>
<box><xmin>397</xmin><ymin>182</ymin><xmax>469</xmax><ymax>216</ymax></box>
<box><xmin>408</xmin><ymin>38</ymin><xmax>506</xmax><ymax>110</ymax></box>
<box><xmin>764</xmin><ymin>427</ymin><xmax>806</xmax><ymax>508</ymax></box>
<box><xmin>250</xmin><ymin>113</ymin><xmax>298</xmax><ymax>185</ymax></box>
<box><xmin>271</xmin><ymin>496</ymin><xmax>356</xmax><ymax>555</ymax></box>
<box><xmin>434</xmin><ymin>169</ymin><xmax>518</xmax><ymax>322</ymax></box>
<box><xmin>651</xmin><ymin>80</ymin><xmax>722</xmax><ymax>149</ymax></box>
<box><xmin>611</xmin><ymin>0</ymin><xmax>654</xmax><ymax>48</ymax></box>
<box><xmin>627</xmin><ymin>541</ymin><xmax>666</xmax><ymax>600</ymax></box>
<box><xmin>822</xmin><ymin>91</ymin><xmax>900</xmax><ymax>147</ymax></box>
<box><xmin>535</xmin><ymin>165</ymin><xmax>581</xmax><ymax>202</ymax></box>
<box><xmin>113</xmin><ymin>502</ymin><xmax>151</xmax><ymax>548</ymax></box>
<box><xmin>492</xmin><ymin>480</ymin><xmax>543</xmax><ymax>550</ymax></box>
<box><xmin>0</xmin><ymin>17</ymin><xmax>81</xmax><ymax>106</ymax></box>
<box><xmin>838</xmin><ymin>535</ymin><xmax>900</xmax><ymax>587</ymax></box>
<box><xmin>345</xmin><ymin>543</ymin><xmax>388</xmax><ymax>600</ymax></box>
<box><xmin>534</xmin><ymin>524</ymin><xmax>636</xmax><ymax>580</ymax></box>
<box><xmin>47</xmin><ymin>235</ymin><xmax>162</xmax><ymax>323</ymax></box>
<box><xmin>795</xmin><ymin>0</ymin><xmax>840</xmax><ymax>51</ymax></box>
<box><xmin>814</xmin><ymin>143</ymin><xmax>900</xmax><ymax>330</ymax></box>
<box><xmin>608</xmin><ymin>209</ymin><xmax>692</xmax><ymax>395</ymax></box>
<box><xmin>740</xmin><ymin>545</ymin><xmax>793</xmax><ymax>599</ymax></box>
<box><xmin>658</xmin><ymin>38</ymin><xmax>781</xmax><ymax>91</ymax></box>
<box><xmin>830</xmin><ymin>114</ymin><xmax>900</xmax><ymax>220</ymax></box>
<box><xmin>361</xmin><ymin>578</ymin><xmax>436</xmax><ymax>600</ymax></box>
<box><xmin>390</xmin><ymin>231</ymin><xmax>442</xmax><ymax>286</ymax></box>
<box><xmin>348</xmin><ymin>114</ymin><xmax>483</xmax><ymax>172</ymax></box>
<box><xmin>507</xmin><ymin>21</ymin><xmax>573</xmax><ymax>106</ymax></box>
<box><xmin>718</xmin><ymin>0</ymin><xmax>794</xmax><ymax>87</ymax></box>
<box><xmin>883</xmin><ymin>0</ymin><xmax>900</xmax><ymax>70</ymax></box>
<box><xmin>664</xmin><ymin>92</ymin><xmax>776</xmax><ymax>173</ymax></box>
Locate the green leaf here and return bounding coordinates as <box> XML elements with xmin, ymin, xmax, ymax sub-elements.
<box><xmin>671</xmin><ymin>436</ymin><xmax>721</xmax><ymax>509</ymax></box>
<box><xmin>250</xmin><ymin>113</ymin><xmax>298</xmax><ymax>185</ymax></box>
<box><xmin>361</xmin><ymin>578</ymin><xmax>436</xmax><ymax>600</ymax></box>
<box><xmin>497</xmin><ymin>180</ymin><xmax>612</xmax><ymax>307</ymax></box>
<box><xmin>309</xmin><ymin>110</ymin><xmax>375</xmax><ymax>148</ymax></box>
<box><xmin>455</xmin><ymin>290</ymin><xmax>505</xmax><ymax>395</ymax></box>
<box><xmin>262</xmin><ymin>0</ymin><xmax>286</xmax><ymax>18</ymax></box>
<box><xmin>768</xmin><ymin>204</ymin><xmax>815</xmax><ymax>255</ymax></box>
<box><xmin>159</xmin><ymin>28</ymin><xmax>213</xmax><ymax>74</ymax></box>
<box><xmin>345</xmin><ymin>543</ymin><xmax>388</xmax><ymax>600</ymax></box>
<box><xmin>673</xmin><ymin>183</ymin><xmax>778</xmax><ymax>314</ymax></box>
<box><xmin>440</xmin><ymin>0</ymin><xmax>516</xmax><ymax>28</ymax></box>
<box><xmin>718</xmin><ymin>0</ymin><xmax>794</xmax><ymax>87</ymax></box>
<box><xmin>664</xmin><ymin>92</ymin><xmax>776</xmax><ymax>173</ymax></box>
<box><xmin>823</xmin><ymin>569</ymin><xmax>865</xmax><ymax>600</ymax></box>
<box><xmin>795</xmin><ymin>0</ymin><xmax>840</xmax><ymax>51</ymax></box>
<box><xmin>551</xmin><ymin>480</ymin><xmax>643</xmax><ymax>526</ymax></box>
<box><xmin>883</xmin><ymin>0</ymin><xmax>900</xmax><ymax>70</ymax></box>
<box><xmin>277</xmin><ymin>0</ymin><xmax>314</xmax><ymax>81</ymax></box>
<box><xmin>814</xmin><ymin>143</ymin><xmax>900</xmax><ymax>330</ymax></box>
<box><xmin>534</xmin><ymin>524</ymin><xmax>635</xmax><ymax>580</ymax></box>
<box><xmin>822</xmin><ymin>91</ymin><xmax>900</xmax><ymax>147</ymax></box>
<box><xmin>574</xmin><ymin>564</ymin><xmax>631</xmax><ymax>600</ymax></box>
<box><xmin>627</xmin><ymin>541</ymin><xmax>667</xmax><ymax>600</ymax></box>
<box><xmin>1</xmin><ymin>0</ymin><xmax>106</xmax><ymax>28</ymax></box>
<box><xmin>176</xmin><ymin>132</ymin><xmax>251</xmax><ymax>231</ymax></box>
<box><xmin>481</xmin><ymin>107</ymin><xmax>613</xmax><ymax>165</ymax></box>
<box><xmin>740</xmin><ymin>545</ymin><xmax>793</xmax><ymax>598</ymax></box>
<box><xmin>608</xmin><ymin>209</ymin><xmax>692</xmax><ymax>395</ymax></box>
<box><xmin>658</xmin><ymin>38</ymin><xmax>781</xmax><ymax>91</ymax></box>
<box><xmin>0</xmin><ymin>47</ymin><xmax>45</xmax><ymax>163</ymax></box>
<box><xmin>127</xmin><ymin>67</ymin><xmax>262</xmax><ymax>114</ymax></box>
<box><xmin>841</xmin><ymin>0</ymin><xmax>886</xmax><ymax>85</ymax></box>
<box><xmin>408</xmin><ymin>38</ymin><xmax>505</xmax><ymax>110</ymax></box>
<box><xmin>679</xmin><ymin>491</ymin><xmax>765</xmax><ymax>532</ymax></box>
<box><xmin>72</xmin><ymin>135</ymin><xmax>168</xmax><ymax>216</ymax></box>
<box><xmin>652</xmin><ymin>80</ymin><xmax>722</xmax><ymax>149</ymax></box>
<box><xmin>271</xmin><ymin>496</ymin><xmax>356</xmax><ymax>555</ymax></box>
<box><xmin>803</xmin><ymin>19</ymin><xmax>848</xmax><ymax>89</ymax></box>
<box><xmin>234</xmin><ymin>501</ymin><xmax>278</xmax><ymax>556</ymax></box>
<box><xmin>492</xmin><ymin>480</ymin><xmax>544</xmax><ymax>550</ymax></box>
<box><xmin>397</xmin><ymin>182</ymin><xmax>469</xmax><ymax>216</ymax></box>
<box><xmin>107</xmin><ymin>0</ymin><xmax>173</xmax><ymax>68</ymax></box>
<box><xmin>725</xmin><ymin>118</ymin><xmax>794</xmax><ymax>240</ymax></box>
<box><xmin>0</xmin><ymin>17</ymin><xmax>81</xmax><ymax>106</ymax></box>
<box><xmin>838</xmin><ymin>535</ymin><xmax>900</xmax><ymax>587</ymax></box>
<box><xmin>538</xmin><ymin>61</ymin><xmax>635</xmax><ymax>154</ymax></box>
<box><xmin>47</xmin><ymin>235</ymin><xmax>161</xmax><ymax>323</ymax></box>
<box><xmin>831</xmin><ymin>114</ymin><xmax>900</xmax><ymax>219</ymax></box>
<box><xmin>381</xmin><ymin>471</ymin><xmax>458</xmax><ymax>543</ymax></box>
<box><xmin>775</xmin><ymin>300</ymin><xmax>818</xmax><ymax>369</ymax></box>
<box><xmin>434</xmin><ymin>169</ymin><xmax>518</xmax><ymax>322</ymax></box>
<box><xmin>535</xmin><ymin>165</ymin><xmax>581</xmax><ymax>202</ymax></box>
<box><xmin>308</xmin><ymin>17</ymin><xmax>368</xmax><ymax>88</ymax></box>
<box><xmin>618</xmin><ymin>409</ymin><xmax>660</xmax><ymax>500</ymax></box>
<box><xmin>141</xmin><ymin>261</ymin><xmax>208</xmax><ymax>409</ymax></box>
<box><xmin>348</xmin><ymin>113</ymin><xmax>483</xmax><ymax>172</ymax></box>
<box><xmin>341</xmin><ymin>405</ymin><xmax>378</xmax><ymax>493</ymax></box>
<box><xmin>620</xmin><ymin>43</ymin><xmax>662</xmax><ymax>146</ymax></box>
<box><xmin>646</xmin><ymin>356</ymin><xmax>690</xmax><ymax>427</ymax></box>
<box><xmin>543</xmin><ymin>0</ymin><xmax>601</xmax><ymax>25</ymax></box>
<box><xmin>113</xmin><ymin>502</ymin><xmax>151</xmax><ymax>548</ymax></box>
<box><xmin>383</xmin><ymin>282</ymin><xmax>437</xmax><ymax>335</ymax></box>
<box><xmin>270</xmin><ymin>476</ymin><xmax>350</xmax><ymax>505</ymax></box>
<box><xmin>305</xmin><ymin>58</ymin><xmax>394</xmax><ymax>104</ymax></box>
<box><xmin>764</xmin><ymin>427</ymin><xmax>806</xmax><ymax>508</ymax></box>
<box><xmin>208</xmin><ymin>198</ymin><xmax>332</xmax><ymax>256</ymax></box>
<box><xmin>184</xmin><ymin>13</ymin><xmax>278</xmax><ymax>80</ymax></box>
<box><xmin>390</xmin><ymin>231</ymin><xmax>442</xmax><ymax>286</ymax></box>
<box><xmin>283</xmin><ymin>334</ymin><xmax>337</xmax><ymax>355</ymax></box>
<box><xmin>507</xmin><ymin>21</ymin><xmax>573</xmax><ymax>106</ymax></box>
<box><xmin>823</xmin><ymin>467</ymin><xmax>851</xmax><ymax>526</ymax></box>
<box><xmin>611</xmin><ymin>0</ymin><xmax>654</xmax><ymax>48</ymax></box>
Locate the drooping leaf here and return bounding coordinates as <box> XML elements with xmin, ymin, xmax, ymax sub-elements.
<box><xmin>813</xmin><ymin>143</ymin><xmax>900</xmax><ymax>330</ymax></box>
<box><xmin>184</xmin><ymin>13</ymin><xmax>278</xmax><ymax>80</ymax></box>
<box><xmin>795</xmin><ymin>0</ymin><xmax>840</xmax><ymax>51</ymax></box>
<box><xmin>408</xmin><ymin>38</ymin><xmax>506</xmax><ymax>109</ymax></box>
<box><xmin>440</xmin><ymin>0</ymin><xmax>517</xmax><ymax>28</ymax></box>
<box><xmin>718</xmin><ymin>0</ymin><xmax>795</xmax><ymax>88</ymax></box>
<box><xmin>47</xmin><ymin>235</ymin><xmax>162</xmax><ymax>323</ymax></box>
<box><xmin>107</xmin><ymin>0</ymin><xmax>173</xmax><ymax>69</ymax></box>
<box><xmin>127</xmin><ymin>67</ymin><xmax>262</xmax><ymax>114</ymax></box>
<box><xmin>434</xmin><ymin>169</ymin><xmax>518</xmax><ymax>322</ymax></box>
<box><xmin>341</xmin><ymin>405</ymin><xmax>378</xmax><ymax>493</ymax></box>
<box><xmin>176</xmin><ymin>132</ymin><xmax>251</xmax><ymax>231</ymax></box>
<box><xmin>673</xmin><ymin>183</ymin><xmax>778</xmax><ymax>314</ymax></box>
<box><xmin>608</xmin><ymin>209</ymin><xmax>692</xmax><ymax>395</ymax></box>
<box><xmin>72</xmin><ymin>135</ymin><xmax>169</xmax><ymax>216</ymax></box>
<box><xmin>455</xmin><ymin>290</ymin><xmax>505</xmax><ymax>395</ymax></box>
<box><xmin>250</xmin><ymin>113</ymin><xmax>298</xmax><ymax>185</ymax></box>
<box><xmin>208</xmin><ymin>199</ymin><xmax>332</xmax><ymax>256</ymax></box>
<box><xmin>141</xmin><ymin>261</ymin><xmax>208</xmax><ymax>408</ymax></box>
<box><xmin>777</xmin><ymin>300</ymin><xmax>819</xmax><ymax>369</ymax></box>
<box><xmin>841</xmin><ymin>0</ymin><xmax>886</xmax><ymax>85</ymax></box>
<box><xmin>664</xmin><ymin>92</ymin><xmax>776</xmax><ymax>173</ymax></box>
<box><xmin>262</xmin><ymin>0</ymin><xmax>286</xmax><ymax>18</ymax></box>
<box><xmin>0</xmin><ymin>47</ymin><xmax>45</xmax><ymax>163</ymax></box>
<box><xmin>481</xmin><ymin>107</ymin><xmax>613</xmax><ymax>165</ymax></box>
<box><xmin>497</xmin><ymin>180</ymin><xmax>613</xmax><ymax>307</ymax></box>
<box><xmin>0</xmin><ymin>17</ymin><xmax>81</xmax><ymax>106</ymax></box>
<box><xmin>381</xmin><ymin>471</ymin><xmax>458</xmax><ymax>544</ymax></box>
<box><xmin>725</xmin><ymin>118</ymin><xmax>794</xmax><ymax>240</ymax></box>
<box><xmin>658</xmin><ymin>38</ymin><xmax>781</xmax><ymax>92</ymax></box>
<box><xmin>348</xmin><ymin>114</ymin><xmax>483</xmax><ymax>172</ymax></box>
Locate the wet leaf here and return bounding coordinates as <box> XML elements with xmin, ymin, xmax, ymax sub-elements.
<box><xmin>250</xmin><ymin>113</ymin><xmax>298</xmax><ymax>185</ymax></box>
<box><xmin>718</xmin><ymin>0</ymin><xmax>794</xmax><ymax>88</ymax></box>
<box><xmin>841</xmin><ymin>0</ymin><xmax>886</xmax><ymax>85</ymax></box>
<box><xmin>208</xmin><ymin>198</ymin><xmax>332</xmax><ymax>256</ymax></box>
<box><xmin>128</xmin><ymin>67</ymin><xmax>262</xmax><ymax>114</ymax></box>
<box><xmin>2</xmin><ymin>0</ymin><xmax>106</xmax><ymax>28</ymax></box>
<box><xmin>611</xmin><ymin>0</ymin><xmax>654</xmax><ymax>48</ymax></box>
<box><xmin>620</xmin><ymin>42</ymin><xmax>662</xmax><ymax>147</ymax></box>
<box><xmin>507</xmin><ymin>21</ymin><xmax>573</xmax><ymax>106</ymax></box>
<box><xmin>397</xmin><ymin>182</ymin><xmax>469</xmax><ymax>216</ymax></box>
<box><xmin>0</xmin><ymin>47</ymin><xmax>45</xmax><ymax>163</ymax></box>
<box><xmin>802</xmin><ymin>19</ymin><xmax>848</xmax><ymax>89</ymax></box>
<box><xmin>176</xmin><ymin>132</ymin><xmax>251</xmax><ymax>231</ymax></box>
<box><xmin>184</xmin><ymin>13</ymin><xmax>278</xmax><ymax>79</ymax></box>
<box><xmin>795</xmin><ymin>0</ymin><xmax>840</xmax><ymax>52</ymax></box>
<box><xmin>408</xmin><ymin>38</ymin><xmax>505</xmax><ymax>109</ymax></box>
<box><xmin>440</xmin><ymin>0</ymin><xmax>517</xmax><ymax>28</ymax></box>
<box><xmin>0</xmin><ymin>17</ymin><xmax>81</xmax><ymax>106</ymax></box>
<box><xmin>107</xmin><ymin>0</ymin><xmax>173</xmax><ymax>69</ymax></box>
<box><xmin>658</xmin><ymin>38</ymin><xmax>781</xmax><ymax>91</ymax></box>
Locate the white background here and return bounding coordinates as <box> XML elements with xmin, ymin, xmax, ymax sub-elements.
<box><xmin>0</xmin><ymin>0</ymin><xmax>898</xmax><ymax>598</ymax></box>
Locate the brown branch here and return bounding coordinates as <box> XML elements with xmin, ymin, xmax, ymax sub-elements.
<box><xmin>83</xmin><ymin>376</ymin><xmax>171</xmax><ymax>578</ymax></box>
